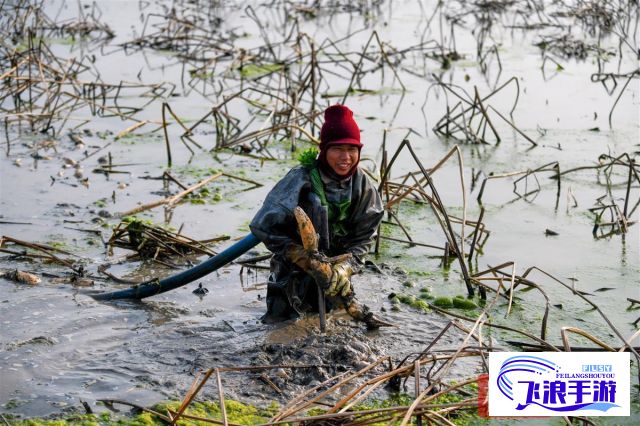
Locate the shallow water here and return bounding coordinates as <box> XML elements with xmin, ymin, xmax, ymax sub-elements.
<box><xmin>0</xmin><ymin>0</ymin><xmax>638</xmax><ymax>421</ymax></box>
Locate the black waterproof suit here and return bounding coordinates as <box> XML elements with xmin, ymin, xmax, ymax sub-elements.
<box><xmin>249</xmin><ymin>165</ymin><xmax>384</xmax><ymax>322</ymax></box>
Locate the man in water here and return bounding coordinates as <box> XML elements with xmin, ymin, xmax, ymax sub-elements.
<box><xmin>250</xmin><ymin>105</ymin><xmax>384</xmax><ymax>322</ymax></box>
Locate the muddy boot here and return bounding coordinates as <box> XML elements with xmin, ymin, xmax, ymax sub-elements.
<box><xmin>345</xmin><ymin>300</ymin><xmax>395</xmax><ymax>330</ymax></box>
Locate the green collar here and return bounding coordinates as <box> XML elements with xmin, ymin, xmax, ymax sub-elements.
<box><xmin>309</xmin><ymin>166</ymin><xmax>350</xmax><ymax>238</ymax></box>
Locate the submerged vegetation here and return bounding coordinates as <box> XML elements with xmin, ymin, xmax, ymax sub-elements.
<box><xmin>4</xmin><ymin>392</ymin><xmax>487</xmax><ymax>425</ymax></box>
<box><xmin>5</xmin><ymin>399</ymin><xmax>278</xmax><ymax>425</ymax></box>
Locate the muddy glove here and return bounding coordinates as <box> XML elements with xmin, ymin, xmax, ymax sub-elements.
<box><xmin>284</xmin><ymin>244</ymin><xmax>332</xmax><ymax>287</ymax></box>
<box><xmin>326</xmin><ymin>261</ymin><xmax>354</xmax><ymax>297</ymax></box>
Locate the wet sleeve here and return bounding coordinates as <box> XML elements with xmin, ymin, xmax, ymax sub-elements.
<box><xmin>249</xmin><ymin>168</ymin><xmax>309</xmax><ymax>254</ymax></box>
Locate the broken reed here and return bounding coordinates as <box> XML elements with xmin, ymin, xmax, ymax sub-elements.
<box><xmin>107</xmin><ymin>218</ymin><xmax>229</xmax><ymax>260</ymax></box>
<box><xmin>376</xmin><ymin>139</ymin><xmax>493</xmax><ymax>296</ymax></box>
<box><xmin>0</xmin><ymin>40</ymin><xmax>172</xmax><ymax>137</ymax></box>
<box><xmin>119</xmin><ymin>3</ymin><xmax>463</xmax><ymax>162</ymax></box>
<box><xmin>0</xmin><ymin>1</ymin><xmax>176</xmax><ymax>138</ymax></box>
<box><xmin>558</xmin><ymin>152</ymin><xmax>638</xmax><ymax>238</ymax></box>
<box><xmin>2</xmin><ymin>0</ymin><xmax>635</xmax><ymax>291</ymax></box>
<box><xmin>157</xmin><ymin>25</ymin><xmax>436</xmax><ymax>162</ymax></box>
<box><xmin>2</xmin><ymin>0</ymin><xmax>636</xmax><ymax>144</ymax></box>
<box><xmin>117</xmin><ymin>170</ymin><xmax>262</xmax><ymax>218</ymax></box>
<box><xmin>374</xmin><ymin>139</ymin><xmax>636</xmax><ymax>313</ymax></box>
<box><xmin>0</xmin><ymin>0</ymin><xmax>113</xmax><ymax>41</ymax></box>
<box><xmin>473</xmin><ymin>150</ymin><xmax>637</xmax><ymax>239</ymax></box>
<box><xmin>0</xmin><ymin>235</ymin><xmax>82</xmax><ymax>272</ymax></box>
<box><xmin>432</xmin><ymin>77</ymin><xmax>536</xmax><ymax>147</ymax></box>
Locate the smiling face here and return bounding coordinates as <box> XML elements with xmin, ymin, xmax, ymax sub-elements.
<box><xmin>325</xmin><ymin>144</ymin><xmax>360</xmax><ymax>176</ymax></box>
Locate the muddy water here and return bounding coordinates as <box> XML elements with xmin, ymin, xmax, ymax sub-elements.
<box><xmin>1</xmin><ymin>0</ymin><xmax>639</xmax><ymax>421</ymax></box>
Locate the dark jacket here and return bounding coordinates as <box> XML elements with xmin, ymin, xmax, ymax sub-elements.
<box><xmin>249</xmin><ymin>165</ymin><xmax>383</xmax><ymax>321</ymax></box>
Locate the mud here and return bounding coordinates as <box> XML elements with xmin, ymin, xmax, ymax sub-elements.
<box><xmin>1</xmin><ymin>0</ymin><xmax>638</xmax><ymax>422</ymax></box>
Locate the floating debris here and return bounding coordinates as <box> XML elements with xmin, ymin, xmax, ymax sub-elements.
<box><xmin>108</xmin><ymin>217</ymin><xmax>229</xmax><ymax>261</ymax></box>
<box><xmin>6</xmin><ymin>336</ymin><xmax>56</xmax><ymax>350</ymax></box>
<box><xmin>0</xmin><ymin>269</ymin><xmax>41</xmax><ymax>285</ymax></box>
<box><xmin>192</xmin><ymin>282</ymin><xmax>209</xmax><ymax>296</ymax></box>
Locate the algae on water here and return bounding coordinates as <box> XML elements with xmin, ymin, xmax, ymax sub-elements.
<box><xmin>8</xmin><ymin>400</ymin><xmax>280</xmax><ymax>426</ymax></box>
<box><xmin>239</xmin><ymin>63</ymin><xmax>284</xmax><ymax>78</ymax></box>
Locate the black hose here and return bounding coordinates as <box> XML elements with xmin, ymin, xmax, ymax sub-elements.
<box><xmin>91</xmin><ymin>233</ymin><xmax>260</xmax><ymax>301</ymax></box>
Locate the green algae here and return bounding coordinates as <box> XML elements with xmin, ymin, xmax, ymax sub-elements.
<box><xmin>237</xmin><ymin>220</ymin><xmax>251</xmax><ymax>233</ymax></box>
<box><xmin>6</xmin><ymin>388</ymin><xmax>487</xmax><ymax>425</ymax></box>
<box><xmin>353</xmin><ymin>391</ymin><xmax>484</xmax><ymax>426</ymax></box>
<box><xmin>268</xmin><ymin>138</ymin><xmax>315</xmax><ymax>162</ymax></box>
<box><xmin>392</xmin><ymin>289</ymin><xmax>481</xmax><ymax>313</ymax></box>
<box><xmin>170</xmin><ymin>165</ymin><xmax>259</xmax><ymax>204</ymax></box>
<box><xmin>396</xmin><ymin>294</ymin><xmax>430</xmax><ymax>313</ymax></box>
<box><xmin>121</xmin><ymin>216</ymin><xmax>155</xmax><ymax>226</ymax></box>
<box><xmin>409</xmin><ymin>270</ymin><xmax>436</xmax><ymax>278</ymax></box>
<box><xmin>151</xmin><ymin>399</ymin><xmax>278</xmax><ymax>425</ymax></box>
<box><xmin>173</xmin><ymin>166</ymin><xmax>221</xmax><ymax>180</ymax></box>
<box><xmin>171</xmin><ymin>165</ymin><xmax>225</xmax><ymax>181</ymax></box>
<box><xmin>15</xmin><ymin>35</ymin><xmax>82</xmax><ymax>52</ymax></box>
<box><xmin>239</xmin><ymin>63</ymin><xmax>284</xmax><ymax>78</ymax></box>
<box><xmin>433</xmin><ymin>295</ymin><xmax>479</xmax><ymax>311</ymax></box>
<box><xmin>93</xmin><ymin>199</ymin><xmax>108</xmax><ymax>208</ymax></box>
<box><xmin>188</xmin><ymin>69</ymin><xmax>214</xmax><ymax>79</ymax></box>
<box><xmin>117</xmin><ymin>133</ymin><xmax>163</xmax><ymax>145</ymax></box>
<box><xmin>189</xmin><ymin>186</ymin><xmax>223</xmax><ymax>205</ymax></box>
<box><xmin>303</xmin><ymin>393</ymin><xmax>417</xmax><ymax>424</ymax></box>
<box><xmin>452</xmin><ymin>295</ymin><xmax>478</xmax><ymax>310</ymax></box>
<box><xmin>322</xmin><ymin>87</ymin><xmax>405</xmax><ymax>98</ymax></box>
<box><xmin>418</xmin><ymin>292</ymin><xmax>433</xmax><ymax>300</ymax></box>
<box><xmin>3</xmin><ymin>399</ymin><xmax>27</xmax><ymax>410</ymax></box>
<box><xmin>8</xmin><ymin>399</ymin><xmax>280</xmax><ymax>426</ymax></box>
<box><xmin>44</xmin><ymin>240</ymin><xmax>73</xmax><ymax>252</ymax></box>
<box><xmin>433</xmin><ymin>296</ymin><xmax>454</xmax><ymax>308</ymax></box>
<box><xmin>418</xmin><ymin>287</ymin><xmax>433</xmax><ymax>300</ymax></box>
<box><xmin>120</xmin><ymin>217</ymin><xmax>177</xmax><ymax>234</ymax></box>
<box><xmin>354</xmin><ymin>392</ymin><xmax>415</xmax><ymax>410</ymax></box>
<box><xmin>9</xmin><ymin>413</ymin><xmax>102</xmax><ymax>426</ymax></box>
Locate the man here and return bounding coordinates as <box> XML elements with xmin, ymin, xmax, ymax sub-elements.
<box><xmin>250</xmin><ymin>104</ymin><xmax>384</xmax><ymax>323</ymax></box>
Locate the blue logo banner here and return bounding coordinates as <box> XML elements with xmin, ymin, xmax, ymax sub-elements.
<box><xmin>489</xmin><ymin>352</ymin><xmax>630</xmax><ymax>417</ymax></box>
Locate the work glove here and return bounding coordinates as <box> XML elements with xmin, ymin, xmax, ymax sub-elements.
<box><xmin>284</xmin><ymin>244</ymin><xmax>332</xmax><ymax>287</ymax></box>
<box><xmin>326</xmin><ymin>261</ymin><xmax>354</xmax><ymax>297</ymax></box>
<box><xmin>284</xmin><ymin>243</ymin><xmax>312</xmax><ymax>269</ymax></box>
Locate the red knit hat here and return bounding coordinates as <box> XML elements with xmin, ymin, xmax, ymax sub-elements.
<box><xmin>319</xmin><ymin>105</ymin><xmax>362</xmax><ymax>150</ymax></box>
<box><xmin>317</xmin><ymin>105</ymin><xmax>362</xmax><ymax>179</ymax></box>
